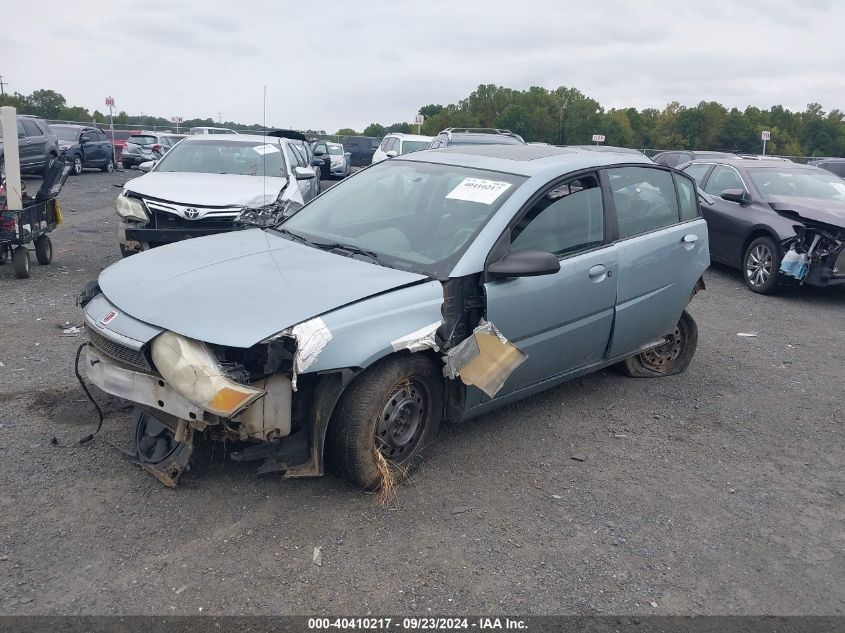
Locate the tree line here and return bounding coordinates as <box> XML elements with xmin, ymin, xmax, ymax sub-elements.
<box><xmin>3</xmin><ymin>86</ymin><xmax>843</xmax><ymax>157</ymax></box>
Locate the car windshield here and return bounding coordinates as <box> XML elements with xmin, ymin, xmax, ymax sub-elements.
<box><xmin>327</xmin><ymin>144</ymin><xmax>344</xmax><ymax>155</ymax></box>
<box><xmin>747</xmin><ymin>168</ymin><xmax>845</xmax><ymax>202</ymax></box>
<box><xmin>822</xmin><ymin>162</ymin><xmax>845</xmax><ymax>178</ymax></box>
<box><xmin>277</xmin><ymin>160</ymin><xmax>526</xmax><ymax>277</ymax></box>
<box><xmin>402</xmin><ymin>141</ymin><xmax>430</xmax><ymax>154</ymax></box>
<box><xmin>155</xmin><ymin>139</ymin><xmax>287</xmax><ymax>176</ymax></box>
<box><xmin>51</xmin><ymin>126</ymin><xmax>80</xmax><ymax>141</ymax></box>
<box><xmin>128</xmin><ymin>135</ymin><xmax>157</xmax><ymax>146</ymax></box>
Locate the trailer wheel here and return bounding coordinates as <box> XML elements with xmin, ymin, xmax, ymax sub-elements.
<box><xmin>12</xmin><ymin>247</ymin><xmax>30</xmax><ymax>279</ymax></box>
<box><xmin>35</xmin><ymin>235</ymin><xmax>53</xmax><ymax>265</ymax></box>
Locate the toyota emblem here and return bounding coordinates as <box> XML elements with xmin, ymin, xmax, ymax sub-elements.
<box><xmin>184</xmin><ymin>208</ymin><xmax>200</xmax><ymax>220</ymax></box>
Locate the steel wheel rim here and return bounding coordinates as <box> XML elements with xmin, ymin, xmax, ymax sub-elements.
<box><xmin>746</xmin><ymin>244</ymin><xmax>772</xmax><ymax>286</ymax></box>
<box><xmin>640</xmin><ymin>326</ymin><xmax>683</xmax><ymax>370</ymax></box>
<box><xmin>376</xmin><ymin>380</ymin><xmax>429</xmax><ymax>459</ymax></box>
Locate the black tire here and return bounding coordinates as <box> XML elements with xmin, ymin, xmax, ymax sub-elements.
<box><xmin>71</xmin><ymin>154</ymin><xmax>83</xmax><ymax>176</ymax></box>
<box><xmin>743</xmin><ymin>236</ymin><xmax>780</xmax><ymax>294</ymax></box>
<box><xmin>12</xmin><ymin>246</ymin><xmax>30</xmax><ymax>279</ymax></box>
<box><xmin>326</xmin><ymin>354</ymin><xmax>443</xmax><ymax>488</ymax></box>
<box><xmin>618</xmin><ymin>309</ymin><xmax>698</xmax><ymax>378</ymax></box>
<box><xmin>122</xmin><ymin>161</ymin><xmax>132</xmax><ymax>170</ymax></box>
<box><xmin>101</xmin><ymin>155</ymin><xmax>115</xmax><ymax>172</ymax></box>
<box><xmin>119</xmin><ymin>244</ymin><xmax>137</xmax><ymax>258</ymax></box>
<box><xmin>0</xmin><ymin>158</ymin><xmax>5</xmax><ymax>186</ymax></box>
<box><xmin>34</xmin><ymin>235</ymin><xmax>52</xmax><ymax>265</ymax></box>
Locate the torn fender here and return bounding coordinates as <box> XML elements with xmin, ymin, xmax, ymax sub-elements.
<box><xmin>443</xmin><ymin>320</ymin><xmax>527</xmax><ymax>397</ymax></box>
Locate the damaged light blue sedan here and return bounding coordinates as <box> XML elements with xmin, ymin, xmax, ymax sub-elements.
<box><xmin>77</xmin><ymin>145</ymin><xmax>709</xmax><ymax>488</ymax></box>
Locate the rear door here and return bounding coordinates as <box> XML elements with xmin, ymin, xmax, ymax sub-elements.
<box><xmin>604</xmin><ymin>165</ymin><xmax>709</xmax><ymax>358</ymax></box>
<box><xmin>484</xmin><ymin>172</ymin><xmax>618</xmax><ymax>395</ymax></box>
<box><xmin>21</xmin><ymin>119</ymin><xmax>45</xmax><ymax>168</ymax></box>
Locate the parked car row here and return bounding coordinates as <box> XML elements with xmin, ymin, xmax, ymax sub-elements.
<box><xmin>0</xmin><ymin>115</ymin><xmax>59</xmax><ymax>185</ymax></box>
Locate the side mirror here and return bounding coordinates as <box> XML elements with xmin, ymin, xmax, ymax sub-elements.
<box><xmin>720</xmin><ymin>189</ymin><xmax>749</xmax><ymax>204</ymax></box>
<box><xmin>80</xmin><ymin>136</ymin><xmax>90</xmax><ymax>144</ymax></box>
<box><xmin>294</xmin><ymin>166</ymin><xmax>315</xmax><ymax>180</ymax></box>
<box><xmin>385</xmin><ymin>150</ymin><xmax>398</xmax><ymax>158</ymax></box>
<box><xmin>139</xmin><ymin>161</ymin><xmax>156</xmax><ymax>173</ymax></box>
<box><xmin>311</xmin><ymin>158</ymin><xmax>322</xmax><ymax>166</ymax></box>
<box><xmin>487</xmin><ymin>250</ymin><xmax>560</xmax><ymax>278</ymax></box>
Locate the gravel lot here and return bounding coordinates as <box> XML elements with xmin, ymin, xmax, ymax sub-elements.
<box><xmin>0</xmin><ymin>169</ymin><xmax>843</xmax><ymax>616</ymax></box>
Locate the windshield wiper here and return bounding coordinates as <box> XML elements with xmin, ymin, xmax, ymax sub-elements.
<box><xmin>310</xmin><ymin>240</ymin><xmax>384</xmax><ymax>264</ymax></box>
<box><xmin>274</xmin><ymin>227</ymin><xmax>315</xmax><ymax>246</ymax></box>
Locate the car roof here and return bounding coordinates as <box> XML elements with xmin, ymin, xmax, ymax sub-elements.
<box><xmin>51</xmin><ymin>124</ymin><xmax>89</xmax><ymax>130</ymax></box>
<box><xmin>399</xmin><ymin>144</ymin><xmax>652</xmax><ymax>176</ymax></box>
<box><xmin>686</xmin><ymin>158</ymin><xmax>817</xmax><ymax>170</ymax></box>
<box><xmin>388</xmin><ymin>133</ymin><xmax>433</xmax><ymax>141</ymax></box>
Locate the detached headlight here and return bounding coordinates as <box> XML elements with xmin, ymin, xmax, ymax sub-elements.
<box><xmin>115</xmin><ymin>193</ymin><xmax>149</xmax><ymax>222</ymax></box>
<box><xmin>151</xmin><ymin>331</ymin><xmax>265</xmax><ymax>417</ymax></box>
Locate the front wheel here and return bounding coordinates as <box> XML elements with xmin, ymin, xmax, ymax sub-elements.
<box><xmin>35</xmin><ymin>235</ymin><xmax>52</xmax><ymax>265</ymax></box>
<box><xmin>618</xmin><ymin>309</ymin><xmax>698</xmax><ymax>378</ymax></box>
<box><xmin>326</xmin><ymin>354</ymin><xmax>443</xmax><ymax>488</ymax></box>
<box><xmin>744</xmin><ymin>236</ymin><xmax>780</xmax><ymax>294</ymax></box>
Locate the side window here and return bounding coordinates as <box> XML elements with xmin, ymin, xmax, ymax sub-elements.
<box><xmin>607</xmin><ymin>166</ymin><xmax>680</xmax><ymax>239</ymax></box>
<box><xmin>379</xmin><ymin>138</ymin><xmax>390</xmax><ymax>151</ymax></box>
<box><xmin>22</xmin><ymin>120</ymin><xmax>41</xmax><ymax>137</ymax></box>
<box><xmin>682</xmin><ymin>163</ymin><xmax>712</xmax><ymax>184</ymax></box>
<box><xmin>511</xmin><ymin>174</ymin><xmax>604</xmax><ymax>257</ymax></box>
<box><xmin>94</xmin><ymin>130</ymin><xmax>108</xmax><ymax>142</ymax></box>
<box><xmin>287</xmin><ymin>146</ymin><xmax>302</xmax><ymax>168</ymax></box>
<box><xmin>674</xmin><ymin>173</ymin><xmax>699</xmax><ymax>221</ymax></box>
<box><xmin>703</xmin><ymin>165</ymin><xmax>745</xmax><ymax>196</ymax></box>
<box><xmin>293</xmin><ymin>144</ymin><xmax>308</xmax><ymax>165</ymax></box>
<box><xmin>315</xmin><ymin>143</ymin><xmax>327</xmax><ymax>155</ymax></box>
<box><xmin>17</xmin><ymin>121</ymin><xmax>25</xmax><ymax>137</ymax></box>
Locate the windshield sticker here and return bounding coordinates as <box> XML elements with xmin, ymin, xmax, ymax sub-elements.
<box><xmin>446</xmin><ymin>178</ymin><xmax>512</xmax><ymax>204</ymax></box>
<box><xmin>252</xmin><ymin>144</ymin><xmax>280</xmax><ymax>155</ymax></box>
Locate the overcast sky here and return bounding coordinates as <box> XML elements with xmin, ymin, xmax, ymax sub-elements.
<box><xmin>3</xmin><ymin>0</ymin><xmax>844</xmax><ymax>131</ymax></box>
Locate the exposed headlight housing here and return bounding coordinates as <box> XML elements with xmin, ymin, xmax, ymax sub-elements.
<box><xmin>151</xmin><ymin>331</ymin><xmax>265</xmax><ymax>417</ymax></box>
<box><xmin>115</xmin><ymin>193</ymin><xmax>149</xmax><ymax>222</ymax></box>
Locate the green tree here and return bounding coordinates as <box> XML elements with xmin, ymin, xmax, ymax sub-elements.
<box><xmin>418</xmin><ymin>104</ymin><xmax>444</xmax><ymax>118</ymax></box>
<box><xmin>363</xmin><ymin>123</ymin><xmax>386</xmax><ymax>138</ymax></box>
<box><xmin>27</xmin><ymin>89</ymin><xmax>67</xmax><ymax>119</ymax></box>
<box><xmin>336</xmin><ymin>128</ymin><xmax>357</xmax><ymax>136</ymax></box>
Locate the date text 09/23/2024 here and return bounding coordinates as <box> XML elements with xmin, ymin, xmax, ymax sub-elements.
<box><xmin>308</xmin><ymin>618</ymin><xmax>527</xmax><ymax>630</ymax></box>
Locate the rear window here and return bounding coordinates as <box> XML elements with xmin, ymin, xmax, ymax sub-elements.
<box><xmin>402</xmin><ymin>140</ymin><xmax>430</xmax><ymax>154</ymax></box>
<box><xmin>128</xmin><ymin>135</ymin><xmax>157</xmax><ymax>146</ymax></box>
<box><xmin>327</xmin><ymin>144</ymin><xmax>344</xmax><ymax>155</ymax></box>
<box><xmin>51</xmin><ymin>126</ymin><xmax>79</xmax><ymax>141</ymax></box>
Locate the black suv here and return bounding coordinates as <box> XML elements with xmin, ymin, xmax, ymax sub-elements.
<box><xmin>49</xmin><ymin>124</ymin><xmax>115</xmax><ymax>175</ymax></box>
<box><xmin>428</xmin><ymin>128</ymin><xmax>525</xmax><ymax>149</ymax></box>
<box><xmin>0</xmin><ymin>115</ymin><xmax>59</xmax><ymax>185</ymax></box>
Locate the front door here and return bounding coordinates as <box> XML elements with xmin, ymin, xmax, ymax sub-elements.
<box><xmin>700</xmin><ymin>164</ymin><xmax>751</xmax><ymax>265</ymax></box>
<box><xmin>484</xmin><ymin>173</ymin><xmax>618</xmax><ymax>395</ymax></box>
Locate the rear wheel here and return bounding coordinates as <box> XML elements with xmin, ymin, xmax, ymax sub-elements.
<box><xmin>0</xmin><ymin>159</ymin><xmax>5</xmax><ymax>186</ymax></box>
<box><xmin>42</xmin><ymin>153</ymin><xmax>57</xmax><ymax>179</ymax></box>
<box><xmin>34</xmin><ymin>235</ymin><xmax>52</xmax><ymax>265</ymax></box>
<box><xmin>101</xmin><ymin>155</ymin><xmax>114</xmax><ymax>172</ymax></box>
<box><xmin>327</xmin><ymin>354</ymin><xmax>442</xmax><ymax>488</ymax></box>
<box><xmin>743</xmin><ymin>236</ymin><xmax>780</xmax><ymax>294</ymax></box>
<box><xmin>618</xmin><ymin>309</ymin><xmax>698</xmax><ymax>377</ymax></box>
<box><xmin>71</xmin><ymin>155</ymin><xmax>83</xmax><ymax>176</ymax></box>
<box><xmin>12</xmin><ymin>246</ymin><xmax>30</xmax><ymax>279</ymax></box>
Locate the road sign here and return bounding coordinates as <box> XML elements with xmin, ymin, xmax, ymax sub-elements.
<box><xmin>414</xmin><ymin>114</ymin><xmax>425</xmax><ymax>125</ymax></box>
<box><xmin>761</xmin><ymin>130</ymin><xmax>771</xmax><ymax>141</ymax></box>
<box><xmin>105</xmin><ymin>96</ymin><xmax>115</xmax><ymax>108</ymax></box>
<box><xmin>171</xmin><ymin>116</ymin><xmax>183</xmax><ymax>124</ymax></box>
<box><xmin>592</xmin><ymin>134</ymin><xmax>605</xmax><ymax>143</ymax></box>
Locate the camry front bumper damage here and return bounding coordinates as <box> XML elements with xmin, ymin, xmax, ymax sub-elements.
<box><xmin>779</xmin><ymin>226</ymin><xmax>845</xmax><ymax>287</ymax></box>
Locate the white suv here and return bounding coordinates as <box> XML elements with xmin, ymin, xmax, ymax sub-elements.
<box><xmin>371</xmin><ymin>133</ymin><xmax>433</xmax><ymax>164</ymax></box>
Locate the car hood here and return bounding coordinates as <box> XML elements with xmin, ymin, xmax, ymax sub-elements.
<box><xmin>98</xmin><ymin>228</ymin><xmax>428</xmax><ymax>348</ymax></box>
<box><xmin>124</xmin><ymin>171</ymin><xmax>288</xmax><ymax>207</ymax></box>
<box><xmin>769</xmin><ymin>196</ymin><xmax>845</xmax><ymax>228</ymax></box>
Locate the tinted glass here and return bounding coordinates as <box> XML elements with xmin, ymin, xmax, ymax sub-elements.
<box><xmin>820</xmin><ymin>162</ymin><xmax>845</xmax><ymax>178</ymax></box>
<box><xmin>511</xmin><ymin>175</ymin><xmax>604</xmax><ymax>256</ymax></box>
<box><xmin>607</xmin><ymin>167</ymin><xmax>680</xmax><ymax>239</ymax></box>
<box><xmin>155</xmin><ymin>139</ymin><xmax>287</xmax><ymax>176</ymax></box>
<box><xmin>314</xmin><ymin>143</ymin><xmax>327</xmax><ymax>154</ymax></box>
<box><xmin>682</xmin><ymin>162</ymin><xmax>712</xmax><ymax>184</ymax></box>
<box><xmin>704</xmin><ymin>166</ymin><xmax>745</xmax><ymax>195</ymax></box>
<box><xmin>327</xmin><ymin>144</ymin><xmax>344</xmax><ymax>155</ymax></box>
<box><xmin>402</xmin><ymin>140</ymin><xmax>429</xmax><ymax>154</ymax></box>
<box><xmin>22</xmin><ymin>120</ymin><xmax>41</xmax><ymax>136</ymax></box>
<box><xmin>674</xmin><ymin>173</ymin><xmax>699</xmax><ymax>221</ymax></box>
<box><xmin>280</xmin><ymin>160</ymin><xmax>526</xmax><ymax>276</ymax></box>
<box><xmin>747</xmin><ymin>168</ymin><xmax>845</xmax><ymax>202</ymax></box>
<box><xmin>51</xmin><ymin>126</ymin><xmax>80</xmax><ymax>141</ymax></box>
<box><xmin>128</xmin><ymin>135</ymin><xmax>157</xmax><ymax>146</ymax></box>
<box><xmin>286</xmin><ymin>145</ymin><xmax>302</xmax><ymax>168</ymax></box>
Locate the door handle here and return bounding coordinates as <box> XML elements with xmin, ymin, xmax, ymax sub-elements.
<box><xmin>588</xmin><ymin>264</ymin><xmax>607</xmax><ymax>281</ymax></box>
<box><xmin>683</xmin><ymin>234</ymin><xmax>698</xmax><ymax>243</ymax></box>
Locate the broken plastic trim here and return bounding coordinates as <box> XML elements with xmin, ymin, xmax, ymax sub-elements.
<box><xmin>443</xmin><ymin>319</ymin><xmax>527</xmax><ymax>397</ymax></box>
<box><xmin>390</xmin><ymin>320</ymin><xmax>442</xmax><ymax>353</ymax></box>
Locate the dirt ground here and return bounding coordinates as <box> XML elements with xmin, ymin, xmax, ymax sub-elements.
<box><xmin>0</xmin><ymin>169</ymin><xmax>843</xmax><ymax>615</ymax></box>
